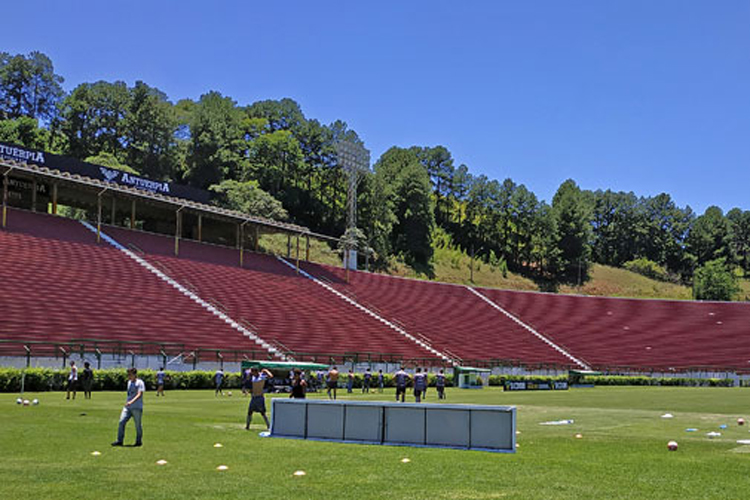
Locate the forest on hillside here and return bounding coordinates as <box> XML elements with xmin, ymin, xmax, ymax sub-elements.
<box><xmin>1</xmin><ymin>51</ymin><xmax>748</xmax><ymax>300</ymax></box>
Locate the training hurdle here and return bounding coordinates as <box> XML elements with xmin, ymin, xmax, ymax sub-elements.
<box><xmin>269</xmin><ymin>399</ymin><xmax>516</xmax><ymax>453</ymax></box>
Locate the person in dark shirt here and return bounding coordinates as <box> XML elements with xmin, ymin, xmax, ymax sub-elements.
<box><xmin>413</xmin><ymin>367</ymin><xmax>427</xmax><ymax>403</ymax></box>
<box><xmin>362</xmin><ymin>368</ymin><xmax>372</xmax><ymax>393</ymax></box>
<box><xmin>80</xmin><ymin>362</ymin><xmax>94</xmax><ymax>400</ymax></box>
<box><xmin>290</xmin><ymin>369</ymin><xmax>307</xmax><ymax>399</ymax></box>
<box><xmin>394</xmin><ymin>367</ymin><xmax>411</xmax><ymax>403</ymax></box>
<box><xmin>436</xmin><ymin>369</ymin><xmax>446</xmax><ymax>400</ymax></box>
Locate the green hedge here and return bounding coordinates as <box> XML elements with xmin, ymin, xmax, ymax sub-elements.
<box><xmin>0</xmin><ymin>368</ymin><xmax>247</xmax><ymax>393</ymax></box>
<box><xmin>0</xmin><ymin>368</ymin><xmax>458</xmax><ymax>392</ymax></box>
<box><xmin>0</xmin><ymin>368</ymin><xmax>734</xmax><ymax>392</ymax></box>
<box><xmin>585</xmin><ymin>375</ymin><xmax>734</xmax><ymax>387</ymax></box>
<box><xmin>487</xmin><ymin>374</ymin><xmax>733</xmax><ymax>387</ymax></box>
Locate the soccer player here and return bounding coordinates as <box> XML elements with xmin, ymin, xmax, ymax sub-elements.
<box><xmin>362</xmin><ymin>368</ymin><xmax>372</xmax><ymax>393</ymax></box>
<box><xmin>246</xmin><ymin>367</ymin><xmax>273</xmax><ymax>430</ymax></box>
<box><xmin>156</xmin><ymin>367</ymin><xmax>166</xmax><ymax>397</ymax></box>
<box><xmin>214</xmin><ymin>368</ymin><xmax>224</xmax><ymax>396</ymax></box>
<box><xmin>80</xmin><ymin>361</ymin><xmax>94</xmax><ymax>400</ymax></box>
<box><xmin>413</xmin><ymin>367</ymin><xmax>427</xmax><ymax>403</ymax></box>
<box><xmin>112</xmin><ymin>368</ymin><xmax>145</xmax><ymax>447</ymax></box>
<box><xmin>290</xmin><ymin>368</ymin><xmax>307</xmax><ymax>399</ymax></box>
<box><xmin>394</xmin><ymin>367</ymin><xmax>410</xmax><ymax>403</ymax></box>
<box><xmin>66</xmin><ymin>361</ymin><xmax>78</xmax><ymax>400</ymax></box>
<box><xmin>378</xmin><ymin>369</ymin><xmax>384</xmax><ymax>392</ymax></box>
<box><xmin>346</xmin><ymin>369</ymin><xmax>354</xmax><ymax>393</ymax></box>
<box><xmin>327</xmin><ymin>366</ymin><xmax>339</xmax><ymax>400</ymax></box>
<box><xmin>436</xmin><ymin>369</ymin><xmax>446</xmax><ymax>400</ymax></box>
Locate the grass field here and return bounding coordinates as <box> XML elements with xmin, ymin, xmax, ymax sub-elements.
<box><xmin>2</xmin><ymin>387</ymin><xmax>750</xmax><ymax>500</ymax></box>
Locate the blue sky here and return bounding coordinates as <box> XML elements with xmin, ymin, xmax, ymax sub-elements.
<box><xmin>2</xmin><ymin>1</ymin><xmax>749</xmax><ymax>214</ymax></box>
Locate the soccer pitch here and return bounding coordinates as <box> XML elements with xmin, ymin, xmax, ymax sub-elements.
<box><xmin>1</xmin><ymin>387</ymin><xmax>749</xmax><ymax>500</ymax></box>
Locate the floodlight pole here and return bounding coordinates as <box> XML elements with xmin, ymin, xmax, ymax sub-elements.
<box><xmin>335</xmin><ymin>139</ymin><xmax>370</xmax><ymax>273</ymax></box>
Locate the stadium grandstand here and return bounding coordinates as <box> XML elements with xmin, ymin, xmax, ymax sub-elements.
<box><xmin>2</xmin><ymin>143</ymin><xmax>750</xmax><ymax>377</ymax></box>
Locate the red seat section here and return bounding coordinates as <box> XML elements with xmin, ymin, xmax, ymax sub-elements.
<box><xmin>482</xmin><ymin>289</ymin><xmax>750</xmax><ymax>371</ymax></box>
<box><xmin>0</xmin><ymin>209</ymin><xmax>262</xmax><ymax>355</ymax></box>
<box><xmin>300</xmin><ymin>262</ymin><xmax>574</xmax><ymax>367</ymax></box>
<box><xmin>105</xmin><ymin>227</ymin><xmax>437</xmax><ymax>361</ymax></box>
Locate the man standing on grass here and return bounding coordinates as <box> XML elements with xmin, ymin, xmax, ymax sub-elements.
<box><xmin>66</xmin><ymin>360</ymin><xmax>78</xmax><ymax>400</ymax></box>
<box><xmin>394</xmin><ymin>367</ymin><xmax>410</xmax><ymax>403</ymax></box>
<box><xmin>214</xmin><ymin>368</ymin><xmax>224</xmax><ymax>396</ymax></box>
<box><xmin>436</xmin><ymin>369</ymin><xmax>446</xmax><ymax>400</ymax></box>
<box><xmin>290</xmin><ymin>368</ymin><xmax>307</xmax><ymax>399</ymax></box>
<box><xmin>378</xmin><ymin>369</ymin><xmax>384</xmax><ymax>392</ymax></box>
<box><xmin>246</xmin><ymin>367</ymin><xmax>273</xmax><ymax>430</ymax></box>
<box><xmin>346</xmin><ymin>369</ymin><xmax>355</xmax><ymax>393</ymax></box>
<box><xmin>413</xmin><ymin>367</ymin><xmax>427</xmax><ymax>403</ymax></box>
<box><xmin>156</xmin><ymin>367</ymin><xmax>166</xmax><ymax>397</ymax></box>
<box><xmin>80</xmin><ymin>362</ymin><xmax>94</xmax><ymax>400</ymax></box>
<box><xmin>112</xmin><ymin>368</ymin><xmax>145</xmax><ymax>447</ymax></box>
<box><xmin>327</xmin><ymin>366</ymin><xmax>340</xmax><ymax>400</ymax></box>
<box><xmin>362</xmin><ymin>368</ymin><xmax>372</xmax><ymax>393</ymax></box>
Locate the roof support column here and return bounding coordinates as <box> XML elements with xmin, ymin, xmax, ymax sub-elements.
<box><xmin>175</xmin><ymin>207</ymin><xmax>184</xmax><ymax>256</ymax></box>
<box><xmin>51</xmin><ymin>183</ymin><xmax>58</xmax><ymax>215</ymax></box>
<box><xmin>305</xmin><ymin>235</ymin><xmax>310</xmax><ymax>262</ymax></box>
<box><xmin>1</xmin><ymin>167</ymin><xmax>10</xmax><ymax>228</ymax></box>
<box><xmin>197</xmin><ymin>214</ymin><xmax>202</xmax><ymax>242</ymax></box>
<box><xmin>97</xmin><ymin>188</ymin><xmax>107</xmax><ymax>243</ymax></box>
<box><xmin>31</xmin><ymin>179</ymin><xmax>37</xmax><ymax>212</ymax></box>
<box><xmin>296</xmin><ymin>234</ymin><xmax>300</xmax><ymax>274</ymax></box>
<box><xmin>239</xmin><ymin>221</ymin><xmax>248</xmax><ymax>267</ymax></box>
<box><xmin>130</xmin><ymin>199</ymin><xmax>136</xmax><ymax>229</ymax></box>
<box><xmin>287</xmin><ymin>233</ymin><xmax>291</xmax><ymax>258</ymax></box>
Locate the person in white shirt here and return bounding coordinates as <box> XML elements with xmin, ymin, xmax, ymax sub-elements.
<box><xmin>66</xmin><ymin>361</ymin><xmax>78</xmax><ymax>400</ymax></box>
<box><xmin>214</xmin><ymin>369</ymin><xmax>224</xmax><ymax>396</ymax></box>
<box><xmin>112</xmin><ymin>368</ymin><xmax>145</xmax><ymax>447</ymax></box>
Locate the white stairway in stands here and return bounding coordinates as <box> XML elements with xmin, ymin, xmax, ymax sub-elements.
<box><xmin>80</xmin><ymin>221</ymin><xmax>284</xmax><ymax>360</ymax></box>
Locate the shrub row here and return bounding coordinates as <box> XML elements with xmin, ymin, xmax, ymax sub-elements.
<box><xmin>0</xmin><ymin>368</ymin><xmax>245</xmax><ymax>393</ymax></box>
<box><xmin>0</xmin><ymin>368</ymin><xmax>734</xmax><ymax>392</ymax></box>
<box><xmin>0</xmin><ymin>368</ymin><xmax>457</xmax><ymax>392</ymax></box>
<box><xmin>585</xmin><ymin>375</ymin><xmax>734</xmax><ymax>387</ymax></box>
<box><xmin>488</xmin><ymin>374</ymin><xmax>733</xmax><ymax>387</ymax></box>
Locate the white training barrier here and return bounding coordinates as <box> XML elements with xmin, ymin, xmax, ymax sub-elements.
<box><xmin>270</xmin><ymin>399</ymin><xmax>516</xmax><ymax>453</ymax></box>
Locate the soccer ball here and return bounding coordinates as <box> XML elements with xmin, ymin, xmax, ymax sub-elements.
<box><xmin>23</xmin><ymin>400</ymin><xmax>30</xmax><ymax>406</ymax></box>
<box><xmin>32</xmin><ymin>399</ymin><xmax>39</xmax><ymax>406</ymax></box>
<box><xmin>15</xmin><ymin>398</ymin><xmax>22</xmax><ymax>405</ymax></box>
<box><xmin>738</xmin><ymin>418</ymin><xmax>745</xmax><ymax>426</ymax></box>
<box><xmin>227</xmin><ymin>392</ymin><xmax>232</xmax><ymax>397</ymax></box>
<box><xmin>667</xmin><ymin>440</ymin><xmax>678</xmax><ymax>451</ymax></box>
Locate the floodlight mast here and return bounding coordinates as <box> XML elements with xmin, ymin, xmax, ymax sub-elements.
<box><xmin>335</xmin><ymin>139</ymin><xmax>370</xmax><ymax>273</ymax></box>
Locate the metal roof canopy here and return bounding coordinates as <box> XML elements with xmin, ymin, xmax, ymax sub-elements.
<box><xmin>455</xmin><ymin>366</ymin><xmax>492</xmax><ymax>373</ymax></box>
<box><xmin>241</xmin><ymin>360</ymin><xmax>330</xmax><ymax>371</ymax></box>
<box><xmin>0</xmin><ymin>158</ymin><xmax>341</xmax><ymax>243</ymax></box>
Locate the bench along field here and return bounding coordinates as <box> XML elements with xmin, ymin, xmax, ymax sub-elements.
<box><xmin>1</xmin><ymin>386</ymin><xmax>749</xmax><ymax>500</ymax></box>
